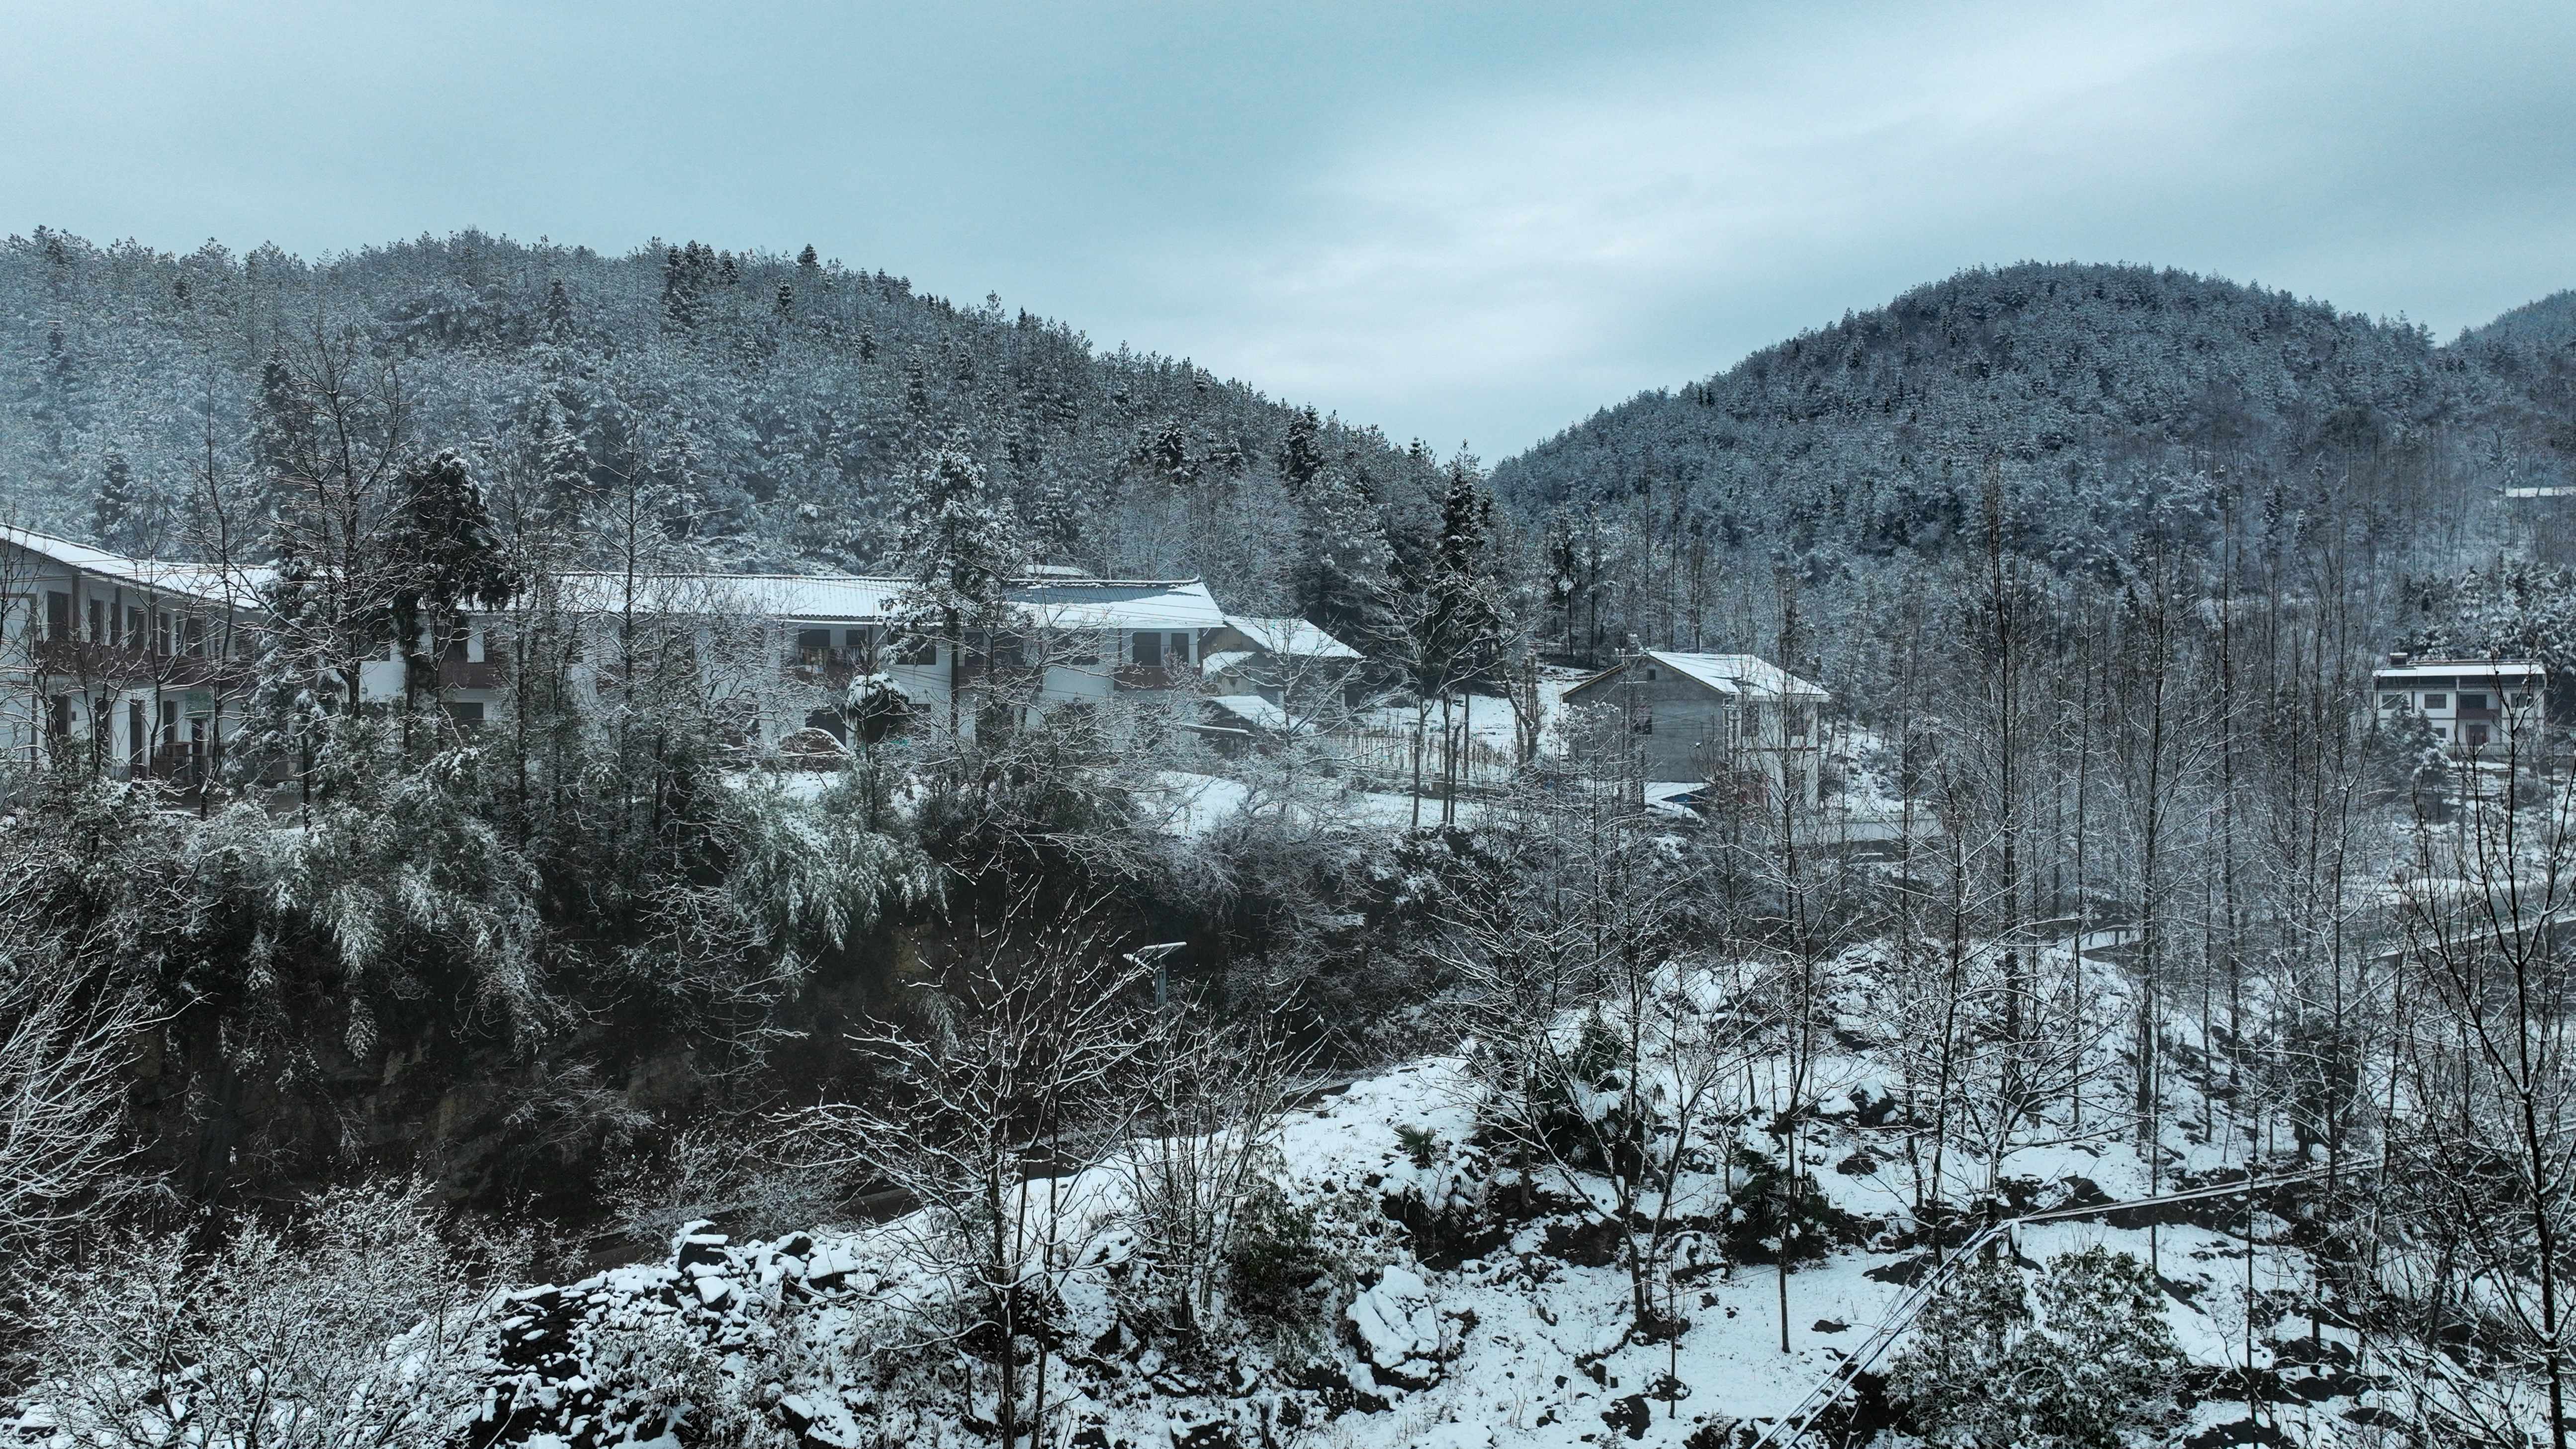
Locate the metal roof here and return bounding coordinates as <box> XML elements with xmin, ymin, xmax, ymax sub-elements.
<box><xmin>2374</xmin><ymin>659</ymin><xmax>2544</xmax><ymax>681</ymax></box>
<box><xmin>1566</xmin><ymin>651</ymin><xmax>1830</xmax><ymax>703</ymax></box>
<box><xmin>546</xmin><ymin>572</ymin><xmax>1226</xmax><ymax>631</ymax></box>
<box><xmin>1221</xmin><ymin>615</ymin><xmax>1363</xmax><ymax>659</ymax></box>
<box><xmin>0</xmin><ymin>525</ymin><xmax>272</xmax><ymax>602</ymax></box>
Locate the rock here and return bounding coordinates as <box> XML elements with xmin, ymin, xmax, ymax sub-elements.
<box><xmin>1602</xmin><ymin>1394</ymin><xmax>1652</xmax><ymax>1440</ymax></box>
<box><xmin>1174</xmin><ymin>1421</ymin><xmax>1241</xmax><ymax>1449</ymax></box>
<box><xmin>1345</xmin><ymin>1265</ymin><xmax>1451</xmax><ymax>1390</ymax></box>
<box><xmin>674</xmin><ymin>1225</ymin><xmax>732</xmax><ymax>1273</ymax></box>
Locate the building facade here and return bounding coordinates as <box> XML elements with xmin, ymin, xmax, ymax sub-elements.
<box><xmin>2</xmin><ymin>521</ymin><xmax>1253</xmax><ymax>779</ymax></box>
<box><xmin>1560</xmin><ymin>650</ymin><xmax>1830</xmax><ymax>805</ymax></box>
<box><xmin>0</xmin><ymin>527</ymin><xmax>264</xmax><ymax>782</ymax></box>
<box><xmin>2373</xmin><ymin>654</ymin><xmax>2546</xmax><ymax>754</ymax></box>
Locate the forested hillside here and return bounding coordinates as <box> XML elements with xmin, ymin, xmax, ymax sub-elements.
<box><xmin>0</xmin><ymin>226</ymin><xmax>1445</xmax><ymax>622</ymax></box>
<box><xmin>1494</xmin><ymin>263</ymin><xmax>2576</xmax><ymax>660</ymax></box>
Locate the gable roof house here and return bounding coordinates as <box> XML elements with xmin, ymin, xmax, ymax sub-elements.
<box><xmin>1560</xmin><ymin>650</ymin><xmax>1831</xmax><ymax>806</ymax></box>
<box><xmin>1197</xmin><ymin>614</ymin><xmax>1369</xmax><ymax>724</ymax></box>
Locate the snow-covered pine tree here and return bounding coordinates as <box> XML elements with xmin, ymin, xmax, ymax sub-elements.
<box><xmin>543</xmin><ymin>277</ymin><xmax>573</xmax><ymax>338</ymax></box>
<box><xmin>535</xmin><ymin>402</ymin><xmax>595</xmax><ymax>531</ymax></box>
<box><xmin>1293</xmin><ymin>464</ymin><xmax>1394</xmax><ymax>644</ymax></box>
<box><xmin>90</xmin><ymin>448</ymin><xmax>151</xmax><ymax>557</ymax></box>
<box><xmin>888</xmin><ymin>428</ymin><xmax>1029</xmax><ymax>732</ymax></box>
<box><xmin>385</xmin><ymin>450</ymin><xmax>515</xmax><ymax>744</ymax></box>
<box><xmin>248</xmin><ymin>345</ymin><xmax>312</xmax><ymax>531</ymax></box>
<box><xmin>1415</xmin><ymin>456</ymin><xmax>1506</xmax><ymax>818</ymax></box>
<box><xmin>240</xmin><ymin>534</ymin><xmax>337</xmax><ymax>821</ymax></box>
<box><xmin>1275</xmin><ymin>404</ymin><xmax>1323</xmax><ymax>497</ymax></box>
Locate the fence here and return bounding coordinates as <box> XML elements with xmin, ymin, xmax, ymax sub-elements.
<box><xmin>1321</xmin><ymin>719</ymin><xmax>1519</xmax><ymax>796</ymax></box>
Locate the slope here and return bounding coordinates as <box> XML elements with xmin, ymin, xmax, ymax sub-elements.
<box><xmin>1491</xmin><ymin>261</ymin><xmax>2568</xmax><ymax>567</ymax></box>
<box><xmin>0</xmin><ymin>227</ymin><xmax>1447</xmax><ymax>617</ymax></box>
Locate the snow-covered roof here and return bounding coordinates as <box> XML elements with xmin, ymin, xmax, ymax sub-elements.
<box><xmin>1565</xmin><ymin>651</ymin><xmax>1829</xmax><ymax>703</ymax></box>
<box><xmin>1205</xmin><ymin>694</ymin><xmax>1308</xmax><ymax>735</ymax></box>
<box><xmin>0</xmin><ymin>525</ymin><xmax>272</xmax><ymax>603</ymax></box>
<box><xmin>2374</xmin><ymin>658</ymin><xmax>2544</xmax><ymax>682</ymax></box>
<box><xmin>1201</xmin><ymin>650</ymin><xmax>1259</xmax><ymax>677</ymax></box>
<box><xmin>1220</xmin><ymin>615</ymin><xmax>1362</xmax><ymax>660</ymax></box>
<box><xmin>546</xmin><ymin>572</ymin><xmax>1227</xmax><ymax>632</ymax></box>
<box><xmin>1017</xmin><ymin>578</ymin><xmax>1227</xmax><ymax>631</ymax></box>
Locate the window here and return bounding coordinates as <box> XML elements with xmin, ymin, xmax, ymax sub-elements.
<box><xmin>124</xmin><ymin>606</ymin><xmax>143</xmax><ymax>646</ymax></box>
<box><xmin>1168</xmin><ymin>632</ymin><xmax>1192</xmax><ymax>665</ymax></box>
<box><xmin>2423</xmin><ymin>694</ymin><xmax>2446</xmax><ymax>710</ymax></box>
<box><xmin>155</xmin><ymin>611</ymin><xmax>172</xmax><ymax>657</ymax></box>
<box><xmin>1131</xmin><ymin>632</ymin><xmax>1164</xmax><ymax>668</ymax></box>
<box><xmin>2380</xmin><ymin>693</ymin><xmax>2406</xmax><ymax>709</ymax></box>
<box><xmin>86</xmin><ymin>597</ymin><xmax>104</xmax><ymax>642</ymax></box>
<box><xmin>2460</xmin><ymin>693</ymin><xmax>2489</xmax><ymax>711</ymax></box>
<box><xmin>444</xmin><ymin>701</ymin><xmax>487</xmax><ymax>730</ymax></box>
<box><xmin>45</xmin><ymin>591</ymin><xmax>71</xmax><ymax>641</ymax></box>
<box><xmin>127</xmin><ymin>701</ymin><xmax>145</xmax><ymax>769</ymax></box>
<box><xmin>843</xmin><ymin>627</ymin><xmax>873</xmax><ymax>656</ymax></box>
<box><xmin>184</xmin><ymin>618</ymin><xmax>204</xmax><ymax>656</ymax></box>
<box><xmin>2468</xmin><ymin>723</ymin><xmax>2490</xmax><ymax>746</ymax></box>
<box><xmin>159</xmin><ymin>699</ymin><xmax>178</xmax><ymax>748</ymax></box>
<box><xmin>2432</xmin><ymin>725</ymin><xmax>2449</xmax><ymax>739</ymax></box>
<box><xmin>1643</xmin><ymin>667</ymin><xmax>1659</xmax><ymax>681</ymax></box>
<box><xmin>897</xmin><ymin>632</ymin><xmax>936</xmax><ymax>666</ymax></box>
<box><xmin>46</xmin><ymin>695</ymin><xmax>69</xmax><ymax>739</ymax></box>
<box><xmin>795</xmin><ymin>627</ymin><xmax>832</xmax><ymax>662</ymax></box>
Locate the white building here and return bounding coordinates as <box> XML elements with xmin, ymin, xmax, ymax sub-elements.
<box><xmin>0</xmin><ymin>522</ymin><xmax>1237</xmax><ymax>778</ymax></box>
<box><xmin>433</xmin><ymin>572</ymin><xmax>1233</xmax><ymax>745</ymax></box>
<box><xmin>0</xmin><ymin>526</ymin><xmax>266</xmax><ymax>781</ymax></box>
<box><xmin>2373</xmin><ymin>654</ymin><xmax>2546</xmax><ymax>754</ymax></box>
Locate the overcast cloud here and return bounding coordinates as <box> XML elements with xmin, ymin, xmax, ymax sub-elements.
<box><xmin>3</xmin><ymin>0</ymin><xmax>2569</xmax><ymax>456</ymax></box>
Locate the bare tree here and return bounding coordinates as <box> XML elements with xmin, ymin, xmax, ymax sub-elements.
<box><xmin>782</xmin><ymin>901</ymin><xmax>1154</xmax><ymax>1448</ymax></box>
<box><xmin>26</xmin><ymin>1178</ymin><xmax>513</xmax><ymax>1449</ymax></box>
<box><xmin>1441</xmin><ymin>770</ymin><xmax>1778</xmax><ymax>1332</ymax></box>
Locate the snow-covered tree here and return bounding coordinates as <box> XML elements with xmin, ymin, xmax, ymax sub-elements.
<box><xmin>1889</xmin><ymin>1247</ymin><xmax>2186</xmax><ymax>1449</ymax></box>
<box><xmin>888</xmin><ymin>427</ymin><xmax>1029</xmax><ymax>732</ymax></box>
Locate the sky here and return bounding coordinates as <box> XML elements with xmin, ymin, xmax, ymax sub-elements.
<box><xmin>4</xmin><ymin>1</ymin><xmax>2572</xmax><ymax>457</ymax></box>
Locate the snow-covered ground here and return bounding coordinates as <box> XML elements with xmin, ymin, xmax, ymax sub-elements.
<box><xmin>463</xmin><ymin>978</ymin><xmax>2385</xmax><ymax>1449</ymax></box>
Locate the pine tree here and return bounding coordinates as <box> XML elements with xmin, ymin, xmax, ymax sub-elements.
<box><xmin>888</xmin><ymin>428</ymin><xmax>1029</xmax><ymax>732</ymax></box>
<box><xmin>249</xmin><ymin>346</ymin><xmax>312</xmax><ymax>527</ymax></box>
<box><xmin>385</xmin><ymin>450</ymin><xmax>516</xmax><ymax>736</ymax></box>
<box><xmin>240</xmin><ymin>532</ymin><xmax>337</xmax><ymax>822</ymax></box>
<box><xmin>1423</xmin><ymin>456</ymin><xmax>1504</xmax><ymax>681</ymax></box>
<box><xmin>91</xmin><ymin>449</ymin><xmax>150</xmax><ymax>557</ymax></box>
<box><xmin>1294</xmin><ymin>465</ymin><xmax>1393</xmax><ymax>641</ymax></box>
<box><xmin>535</xmin><ymin>405</ymin><xmax>594</xmax><ymax>529</ymax></box>
<box><xmin>543</xmin><ymin>278</ymin><xmax>573</xmax><ymax>337</ymax></box>
<box><xmin>1276</xmin><ymin>405</ymin><xmax>1324</xmax><ymax>496</ymax></box>
<box><xmin>798</xmin><ymin>244</ymin><xmax>820</xmax><ymax>273</ymax></box>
